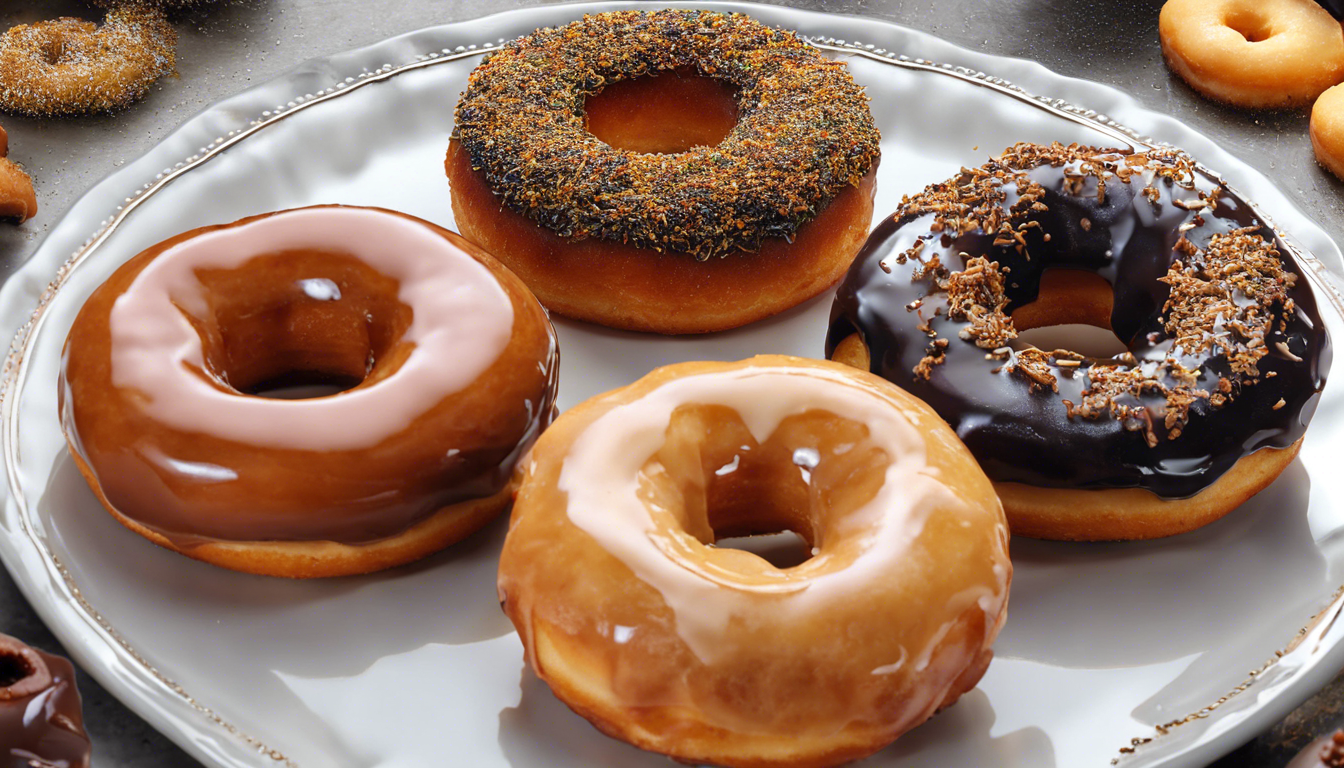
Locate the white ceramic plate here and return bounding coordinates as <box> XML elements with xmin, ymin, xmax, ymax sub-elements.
<box><xmin>4</xmin><ymin>3</ymin><xmax>1344</xmax><ymax>767</ymax></box>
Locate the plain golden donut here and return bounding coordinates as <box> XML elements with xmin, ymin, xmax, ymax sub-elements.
<box><xmin>1312</xmin><ymin>83</ymin><xmax>1344</xmax><ymax>180</ymax></box>
<box><xmin>498</xmin><ymin>355</ymin><xmax>1011</xmax><ymax>766</ymax></box>
<box><xmin>60</xmin><ymin>206</ymin><xmax>559</xmax><ymax>578</ymax></box>
<box><xmin>1159</xmin><ymin>0</ymin><xmax>1344</xmax><ymax>108</ymax></box>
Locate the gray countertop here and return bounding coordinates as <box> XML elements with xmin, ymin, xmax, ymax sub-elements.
<box><xmin>0</xmin><ymin>0</ymin><xmax>1339</xmax><ymax>765</ymax></box>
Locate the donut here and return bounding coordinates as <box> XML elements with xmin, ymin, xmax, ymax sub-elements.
<box><xmin>1288</xmin><ymin>729</ymin><xmax>1344</xmax><ymax>768</ymax></box>
<box><xmin>0</xmin><ymin>124</ymin><xmax>36</xmax><ymax>223</ymax></box>
<box><xmin>60</xmin><ymin>206</ymin><xmax>559</xmax><ymax>578</ymax></box>
<box><xmin>1312</xmin><ymin>84</ymin><xmax>1344</xmax><ymax>180</ymax></box>
<box><xmin>1159</xmin><ymin>0</ymin><xmax>1344</xmax><ymax>109</ymax></box>
<box><xmin>0</xmin><ymin>5</ymin><xmax>176</xmax><ymax>117</ymax></box>
<box><xmin>89</xmin><ymin>0</ymin><xmax>218</xmax><ymax>8</ymax></box>
<box><xmin>498</xmin><ymin>355</ymin><xmax>1011</xmax><ymax>767</ymax></box>
<box><xmin>447</xmin><ymin>10</ymin><xmax>880</xmax><ymax>334</ymax></box>
<box><xmin>0</xmin><ymin>634</ymin><xmax>90</xmax><ymax>768</ymax></box>
<box><xmin>827</xmin><ymin>142</ymin><xmax>1331</xmax><ymax>541</ymax></box>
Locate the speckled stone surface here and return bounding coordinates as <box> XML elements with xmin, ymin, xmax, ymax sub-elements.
<box><xmin>1</xmin><ymin>0</ymin><xmax>1342</xmax><ymax>765</ymax></box>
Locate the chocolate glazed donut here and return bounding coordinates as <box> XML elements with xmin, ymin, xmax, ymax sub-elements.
<box><xmin>827</xmin><ymin>143</ymin><xmax>1331</xmax><ymax>540</ymax></box>
<box><xmin>0</xmin><ymin>634</ymin><xmax>90</xmax><ymax>768</ymax></box>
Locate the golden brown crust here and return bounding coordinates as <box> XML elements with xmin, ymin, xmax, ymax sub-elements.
<box><xmin>448</xmin><ymin>140</ymin><xmax>876</xmax><ymax>333</ymax></box>
<box><xmin>1159</xmin><ymin>0</ymin><xmax>1344</xmax><ymax>108</ymax></box>
<box><xmin>0</xmin><ymin>6</ymin><xmax>176</xmax><ymax>117</ymax></box>
<box><xmin>994</xmin><ymin>440</ymin><xmax>1301</xmax><ymax>541</ymax></box>
<box><xmin>0</xmin><ymin>124</ymin><xmax>35</xmax><ymax>222</ymax></box>
<box><xmin>1312</xmin><ymin>84</ymin><xmax>1344</xmax><ymax>181</ymax></box>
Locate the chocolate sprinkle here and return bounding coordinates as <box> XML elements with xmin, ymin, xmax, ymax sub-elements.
<box><xmin>452</xmin><ymin>9</ymin><xmax>880</xmax><ymax>260</ymax></box>
<box><xmin>827</xmin><ymin>142</ymin><xmax>1331</xmax><ymax>498</ymax></box>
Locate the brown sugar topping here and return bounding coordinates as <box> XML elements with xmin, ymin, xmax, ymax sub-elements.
<box><xmin>453</xmin><ymin>9</ymin><xmax>880</xmax><ymax>260</ymax></box>
<box><xmin>905</xmin><ymin>142</ymin><xmax>1295</xmax><ymax>446</ymax></box>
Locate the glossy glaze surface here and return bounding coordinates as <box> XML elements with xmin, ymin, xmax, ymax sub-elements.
<box><xmin>0</xmin><ymin>634</ymin><xmax>89</xmax><ymax>768</ymax></box>
<box><xmin>829</xmin><ymin>145</ymin><xmax>1331</xmax><ymax>497</ymax></box>
<box><xmin>5</xmin><ymin>4</ymin><xmax>1344</xmax><ymax>768</ymax></box>
<box><xmin>500</xmin><ymin>357</ymin><xmax>1009</xmax><ymax>765</ymax></box>
<box><xmin>60</xmin><ymin>206</ymin><xmax>558</xmax><ymax>544</ymax></box>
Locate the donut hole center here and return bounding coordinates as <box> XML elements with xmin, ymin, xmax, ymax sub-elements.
<box><xmin>193</xmin><ymin>255</ymin><xmax>413</xmax><ymax>400</ymax></box>
<box><xmin>646</xmin><ymin>405</ymin><xmax>889</xmax><ymax>572</ymax></box>
<box><xmin>714</xmin><ymin>531</ymin><xmax>814</xmax><ymax>570</ymax></box>
<box><xmin>1224</xmin><ymin>9</ymin><xmax>1275</xmax><ymax>43</ymax></box>
<box><xmin>1010</xmin><ymin>268</ymin><xmax>1128</xmax><ymax>357</ymax></box>
<box><xmin>39</xmin><ymin>37</ymin><xmax>66</xmax><ymax>66</ymax></box>
<box><xmin>585</xmin><ymin>68</ymin><xmax>740</xmax><ymax>154</ymax></box>
<box><xmin>0</xmin><ymin>652</ymin><xmax>33</xmax><ymax>688</ymax></box>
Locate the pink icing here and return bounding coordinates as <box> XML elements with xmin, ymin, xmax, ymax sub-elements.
<box><xmin>107</xmin><ymin>207</ymin><xmax>514</xmax><ymax>452</ymax></box>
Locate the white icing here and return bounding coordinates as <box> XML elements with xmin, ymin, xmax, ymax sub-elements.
<box><xmin>107</xmin><ymin>208</ymin><xmax>514</xmax><ymax>452</ymax></box>
<box><xmin>556</xmin><ymin>364</ymin><xmax>1002</xmax><ymax>664</ymax></box>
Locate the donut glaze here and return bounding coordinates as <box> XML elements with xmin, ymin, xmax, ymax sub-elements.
<box><xmin>61</xmin><ymin>206</ymin><xmax>558</xmax><ymax>577</ymax></box>
<box><xmin>0</xmin><ymin>634</ymin><xmax>90</xmax><ymax>768</ymax></box>
<box><xmin>499</xmin><ymin>356</ymin><xmax>1010</xmax><ymax>767</ymax></box>
<box><xmin>827</xmin><ymin>144</ymin><xmax>1330</xmax><ymax>505</ymax></box>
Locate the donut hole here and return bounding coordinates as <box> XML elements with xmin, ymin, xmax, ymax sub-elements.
<box><xmin>585</xmin><ymin>67</ymin><xmax>740</xmax><ymax>154</ymax></box>
<box><xmin>713</xmin><ymin>531</ymin><xmax>814</xmax><ymax>570</ymax></box>
<box><xmin>1223</xmin><ymin>8</ymin><xmax>1275</xmax><ymax>43</ymax></box>
<box><xmin>40</xmin><ymin>37</ymin><xmax>66</xmax><ymax>66</ymax></box>
<box><xmin>1009</xmin><ymin>268</ymin><xmax>1128</xmax><ymax>357</ymax></box>
<box><xmin>191</xmin><ymin>254</ymin><xmax>412</xmax><ymax>400</ymax></box>
<box><xmin>645</xmin><ymin>405</ymin><xmax>890</xmax><ymax>571</ymax></box>
<box><xmin>0</xmin><ymin>652</ymin><xmax>33</xmax><ymax>688</ymax></box>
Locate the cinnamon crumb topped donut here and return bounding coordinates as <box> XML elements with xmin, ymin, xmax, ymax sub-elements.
<box><xmin>1159</xmin><ymin>0</ymin><xmax>1344</xmax><ymax>108</ymax></box>
<box><xmin>828</xmin><ymin>143</ymin><xmax>1331</xmax><ymax>541</ymax></box>
<box><xmin>0</xmin><ymin>5</ymin><xmax>176</xmax><ymax>117</ymax></box>
<box><xmin>60</xmin><ymin>206</ymin><xmax>559</xmax><ymax>578</ymax></box>
<box><xmin>448</xmin><ymin>10</ymin><xmax>880</xmax><ymax>334</ymax></box>
<box><xmin>0</xmin><ymin>125</ymin><xmax>35</xmax><ymax>223</ymax></box>
<box><xmin>499</xmin><ymin>356</ymin><xmax>1010</xmax><ymax>767</ymax></box>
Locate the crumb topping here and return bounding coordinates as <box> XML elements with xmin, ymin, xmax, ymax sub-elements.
<box><xmin>453</xmin><ymin>9</ymin><xmax>880</xmax><ymax>260</ymax></box>
<box><xmin>904</xmin><ymin>142</ymin><xmax>1295</xmax><ymax>446</ymax></box>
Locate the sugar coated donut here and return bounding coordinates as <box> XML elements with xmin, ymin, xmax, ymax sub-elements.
<box><xmin>0</xmin><ymin>5</ymin><xmax>176</xmax><ymax>117</ymax></box>
<box><xmin>499</xmin><ymin>356</ymin><xmax>1011</xmax><ymax>767</ymax></box>
<box><xmin>1159</xmin><ymin>0</ymin><xmax>1344</xmax><ymax>109</ymax></box>
<box><xmin>89</xmin><ymin>0</ymin><xmax>218</xmax><ymax>8</ymax></box>
<box><xmin>828</xmin><ymin>143</ymin><xmax>1331</xmax><ymax>541</ymax></box>
<box><xmin>0</xmin><ymin>634</ymin><xmax>90</xmax><ymax>768</ymax></box>
<box><xmin>1313</xmin><ymin>83</ymin><xmax>1344</xmax><ymax>180</ymax></box>
<box><xmin>0</xmin><ymin>124</ymin><xmax>36</xmax><ymax>223</ymax></box>
<box><xmin>61</xmin><ymin>206</ymin><xmax>559</xmax><ymax>578</ymax></box>
<box><xmin>448</xmin><ymin>10</ymin><xmax>879</xmax><ymax>334</ymax></box>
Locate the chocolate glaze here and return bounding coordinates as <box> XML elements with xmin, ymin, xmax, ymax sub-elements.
<box><xmin>0</xmin><ymin>635</ymin><xmax>90</xmax><ymax>768</ymax></box>
<box><xmin>827</xmin><ymin>144</ymin><xmax>1331</xmax><ymax>498</ymax></box>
